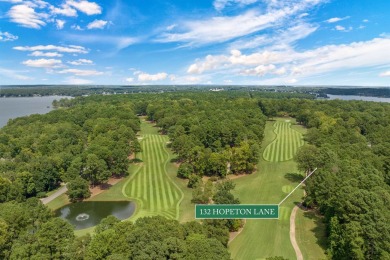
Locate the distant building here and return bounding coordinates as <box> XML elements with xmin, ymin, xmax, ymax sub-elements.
<box><xmin>209</xmin><ymin>88</ymin><xmax>224</xmax><ymax>92</ymax></box>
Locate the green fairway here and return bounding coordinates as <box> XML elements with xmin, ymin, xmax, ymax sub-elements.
<box><xmin>123</xmin><ymin>121</ymin><xmax>184</xmax><ymax>221</ymax></box>
<box><xmin>295</xmin><ymin>209</ymin><xmax>327</xmax><ymax>260</ymax></box>
<box><xmin>229</xmin><ymin>118</ymin><xmax>325</xmax><ymax>260</ymax></box>
<box><xmin>263</xmin><ymin>120</ymin><xmax>304</xmax><ymax>162</ymax></box>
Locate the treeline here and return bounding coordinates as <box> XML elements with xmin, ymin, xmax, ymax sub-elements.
<box><xmin>261</xmin><ymin>98</ymin><xmax>390</xmax><ymax>259</ymax></box>
<box><xmin>0</xmin><ymin>199</ymin><xmax>231</xmax><ymax>259</ymax></box>
<box><xmin>60</xmin><ymin>93</ymin><xmax>268</xmax><ymax>180</ymax></box>
<box><xmin>146</xmin><ymin>95</ymin><xmax>267</xmax><ymax>180</ymax></box>
<box><xmin>0</xmin><ymin>98</ymin><xmax>141</xmax><ymax>201</ymax></box>
<box><xmin>0</xmin><ymin>85</ymin><xmax>318</xmax><ymax>98</ymax></box>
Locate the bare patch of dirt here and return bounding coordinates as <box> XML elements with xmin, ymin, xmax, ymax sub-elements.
<box><xmin>226</xmin><ymin>174</ymin><xmax>251</xmax><ymax>180</ymax></box>
<box><xmin>229</xmin><ymin>219</ymin><xmax>246</xmax><ymax>244</ymax></box>
<box><xmin>88</xmin><ymin>177</ymin><xmax>124</xmax><ymax>198</ymax></box>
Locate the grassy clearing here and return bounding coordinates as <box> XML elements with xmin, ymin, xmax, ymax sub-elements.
<box><xmin>46</xmin><ymin>193</ymin><xmax>70</xmax><ymax>211</ymax></box>
<box><xmin>263</xmin><ymin>120</ymin><xmax>304</xmax><ymax>162</ymax></box>
<box><xmin>296</xmin><ymin>209</ymin><xmax>327</xmax><ymax>260</ymax></box>
<box><xmin>229</xmin><ymin>118</ymin><xmax>324</xmax><ymax>260</ymax></box>
<box><xmin>166</xmin><ymin>157</ymin><xmax>195</xmax><ymax>223</ymax></box>
<box><xmin>122</xmin><ymin>121</ymin><xmax>184</xmax><ymax>221</ymax></box>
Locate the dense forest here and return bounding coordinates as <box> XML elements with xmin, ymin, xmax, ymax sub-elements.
<box><xmin>0</xmin><ymin>98</ymin><xmax>141</xmax><ymax>201</ymax></box>
<box><xmin>260</xmin><ymin>98</ymin><xmax>390</xmax><ymax>259</ymax></box>
<box><xmin>0</xmin><ymin>199</ymin><xmax>231</xmax><ymax>259</ymax></box>
<box><xmin>1</xmin><ymin>91</ymin><xmax>390</xmax><ymax>259</ymax></box>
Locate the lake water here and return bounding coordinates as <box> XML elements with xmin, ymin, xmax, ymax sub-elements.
<box><xmin>0</xmin><ymin>96</ymin><xmax>70</xmax><ymax>128</ymax></box>
<box><xmin>55</xmin><ymin>201</ymin><xmax>136</xmax><ymax>230</ymax></box>
<box><xmin>327</xmin><ymin>94</ymin><xmax>390</xmax><ymax>103</ymax></box>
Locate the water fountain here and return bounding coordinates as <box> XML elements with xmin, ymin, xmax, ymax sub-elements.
<box><xmin>75</xmin><ymin>213</ymin><xmax>90</xmax><ymax>221</ymax></box>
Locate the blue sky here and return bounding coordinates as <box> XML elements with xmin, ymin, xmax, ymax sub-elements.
<box><xmin>0</xmin><ymin>0</ymin><xmax>389</xmax><ymax>86</ymax></box>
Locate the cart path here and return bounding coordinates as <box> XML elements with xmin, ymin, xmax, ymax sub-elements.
<box><xmin>290</xmin><ymin>205</ymin><xmax>303</xmax><ymax>260</ymax></box>
<box><xmin>40</xmin><ymin>185</ymin><xmax>67</xmax><ymax>205</ymax></box>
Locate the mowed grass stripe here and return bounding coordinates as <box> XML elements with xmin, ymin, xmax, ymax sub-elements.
<box><xmin>157</xmin><ymin>135</ymin><xmax>172</xmax><ymax>207</ymax></box>
<box><xmin>284</xmin><ymin>122</ymin><xmax>289</xmax><ymax>160</ymax></box>
<box><xmin>124</xmin><ymin>123</ymin><xmax>183</xmax><ymax>220</ymax></box>
<box><xmin>143</xmin><ymin>136</ymin><xmax>149</xmax><ymax>201</ymax></box>
<box><xmin>155</xmin><ymin>135</ymin><xmax>169</xmax><ymax>209</ymax></box>
<box><xmin>148</xmin><ymin>134</ymin><xmax>156</xmax><ymax>211</ymax></box>
<box><xmin>263</xmin><ymin>120</ymin><xmax>304</xmax><ymax>162</ymax></box>
<box><xmin>150</xmin><ymin>134</ymin><xmax>158</xmax><ymax>211</ymax></box>
<box><xmin>155</xmin><ymin>135</ymin><xmax>168</xmax><ymax>210</ymax></box>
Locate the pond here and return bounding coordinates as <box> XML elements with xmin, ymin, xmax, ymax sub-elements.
<box><xmin>55</xmin><ymin>201</ymin><xmax>136</xmax><ymax>230</ymax></box>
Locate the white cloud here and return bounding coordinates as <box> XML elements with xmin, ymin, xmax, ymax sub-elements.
<box><xmin>66</xmin><ymin>0</ymin><xmax>102</xmax><ymax>15</ymax></box>
<box><xmin>87</xmin><ymin>19</ymin><xmax>108</xmax><ymax>29</ymax></box>
<box><xmin>0</xmin><ymin>31</ymin><xmax>18</xmax><ymax>41</ymax></box>
<box><xmin>22</xmin><ymin>58</ymin><xmax>62</xmax><ymax>68</ymax></box>
<box><xmin>166</xmin><ymin>24</ymin><xmax>177</xmax><ymax>31</ymax></box>
<box><xmin>187</xmin><ymin>37</ymin><xmax>390</xmax><ymax>82</ymax></box>
<box><xmin>326</xmin><ymin>16</ymin><xmax>350</xmax><ymax>23</ymax></box>
<box><xmin>50</xmin><ymin>5</ymin><xmax>77</xmax><ymax>17</ymax></box>
<box><xmin>286</xmin><ymin>78</ymin><xmax>297</xmax><ymax>84</ymax></box>
<box><xmin>14</xmin><ymin>44</ymin><xmax>88</xmax><ymax>53</ymax></box>
<box><xmin>71</xmin><ymin>24</ymin><xmax>83</xmax><ymax>30</ymax></box>
<box><xmin>159</xmin><ymin>1</ymin><xmax>323</xmax><ymax>45</ymax></box>
<box><xmin>0</xmin><ymin>0</ymin><xmax>23</xmax><ymax>3</ymax></box>
<box><xmin>229</xmin><ymin>49</ymin><xmax>282</xmax><ymax>65</ymax></box>
<box><xmin>159</xmin><ymin>10</ymin><xmax>280</xmax><ymax>45</ymax></box>
<box><xmin>58</xmin><ymin>68</ymin><xmax>103</xmax><ymax>76</ymax></box>
<box><xmin>241</xmin><ymin>64</ymin><xmax>277</xmax><ymax>76</ymax></box>
<box><xmin>138</xmin><ymin>72</ymin><xmax>168</xmax><ymax>81</ymax></box>
<box><xmin>185</xmin><ymin>76</ymin><xmax>201</xmax><ymax>82</ymax></box>
<box><xmin>335</xmin><ymin>25</ymin><xmax>352</xmax><ymax>32</ymax></box>
<box><xmin>379</xmin><ymin>71</ymin><xmax>390</xmax><ymax>77</ymax></box>
<box><xmin>230</xmin><ymin>22</ymin><xmax>318</xmax><ymax>50</ymax></box>
<box><xmin>64</xmin><ymin>77</ymin><xmax>92</xmax><ymax>84</ymax></box>
<box><xmin>213</xmin><ymin>0</ymin><xmax>258</xmax><ymax>11</ymax></box>
<box><xmin>8</xmin><ymin>4</ymin><xmax>47</xmax><ymax>29</ymax></box>
<box><xmin>363</xmin><ymin>19</ymin><xmax>369</xmax><ymax>23</ymax></box>
<box><xmin>125</xmin><ymin>77</ymin><xmax>134</xmax><ymax>83</ymax></box>
<box><xmin>0</xmin><ymin>67</ymin><xmax>32</xmax><ymax>80</ymax></box>
<box><xmin>188</xmin><ymin>55</ymin><xmax>228</xmax><ymax>74</ymax></box>
<box><xmin>29</xmin><ymin>51</ymin><xmax>63</xmax><ymax>57</ymax></box>
<box><xmin>56</xmin><ymin>19</ymin><xmax>65</xmax><ymax>29</ymax></box>
<box><xmin>67</xmin><ymin>59</ymin><xmax>93</xmax><ymax>65</ymax></box>
<box><xmin>64</xmin><ymin>34</ymin><xmax>137</xmax><ymax>50</ymax></box>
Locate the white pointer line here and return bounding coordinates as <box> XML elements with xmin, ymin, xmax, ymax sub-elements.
<box><xmin>278</xmin><ymin>168</ymin><xmax>318</xmax><ymax>206</ymax></box>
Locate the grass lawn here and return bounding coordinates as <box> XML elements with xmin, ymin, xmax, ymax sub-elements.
<box><xmin>229</xmin><ymin>118</ymin><xmax>325</xmax><ymax>260</ymax></box>
<box><xmin>295</xmin><ymin>209</ymin><xmax>327</xmax><ymax>260</ymax></box>
<box><xmin>46</xmin><ymin>193</ymin><xmax>70</xmax><ymax>211</ymax></box>
<box><xmin>165</xmin><ymin>153</ymin><xmax>195</xmax><ymax>223</ymax></box>
<box><xmin>122</xmin><ymin>120</ymin><xmax>186</xmax><ymax>221</ymax></box>
<box><xmin>263</xmin><ymin>119</ymin><xmax>304</xmax><ymax>162</ymax></box>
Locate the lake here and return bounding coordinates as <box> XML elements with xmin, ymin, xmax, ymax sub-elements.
<box><xmin>55</xmin><ymin>201</ymin><xmax>136</xmax><ymax>230</ymax></box>
<box><xmin>0</xmin><ymin>96</ymin><xmax>70</xmax><ymax>128</ymax></box>
<box><xmin>327</xmin><ymin>94</ymin><xmax>390</xmax><ymax>103</ymax></box>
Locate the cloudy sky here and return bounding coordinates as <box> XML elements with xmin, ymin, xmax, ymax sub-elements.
<box><xmin>0</xmin><ymin>0</ymin><xmax>389</xmax><ymax>86</ymax></box>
